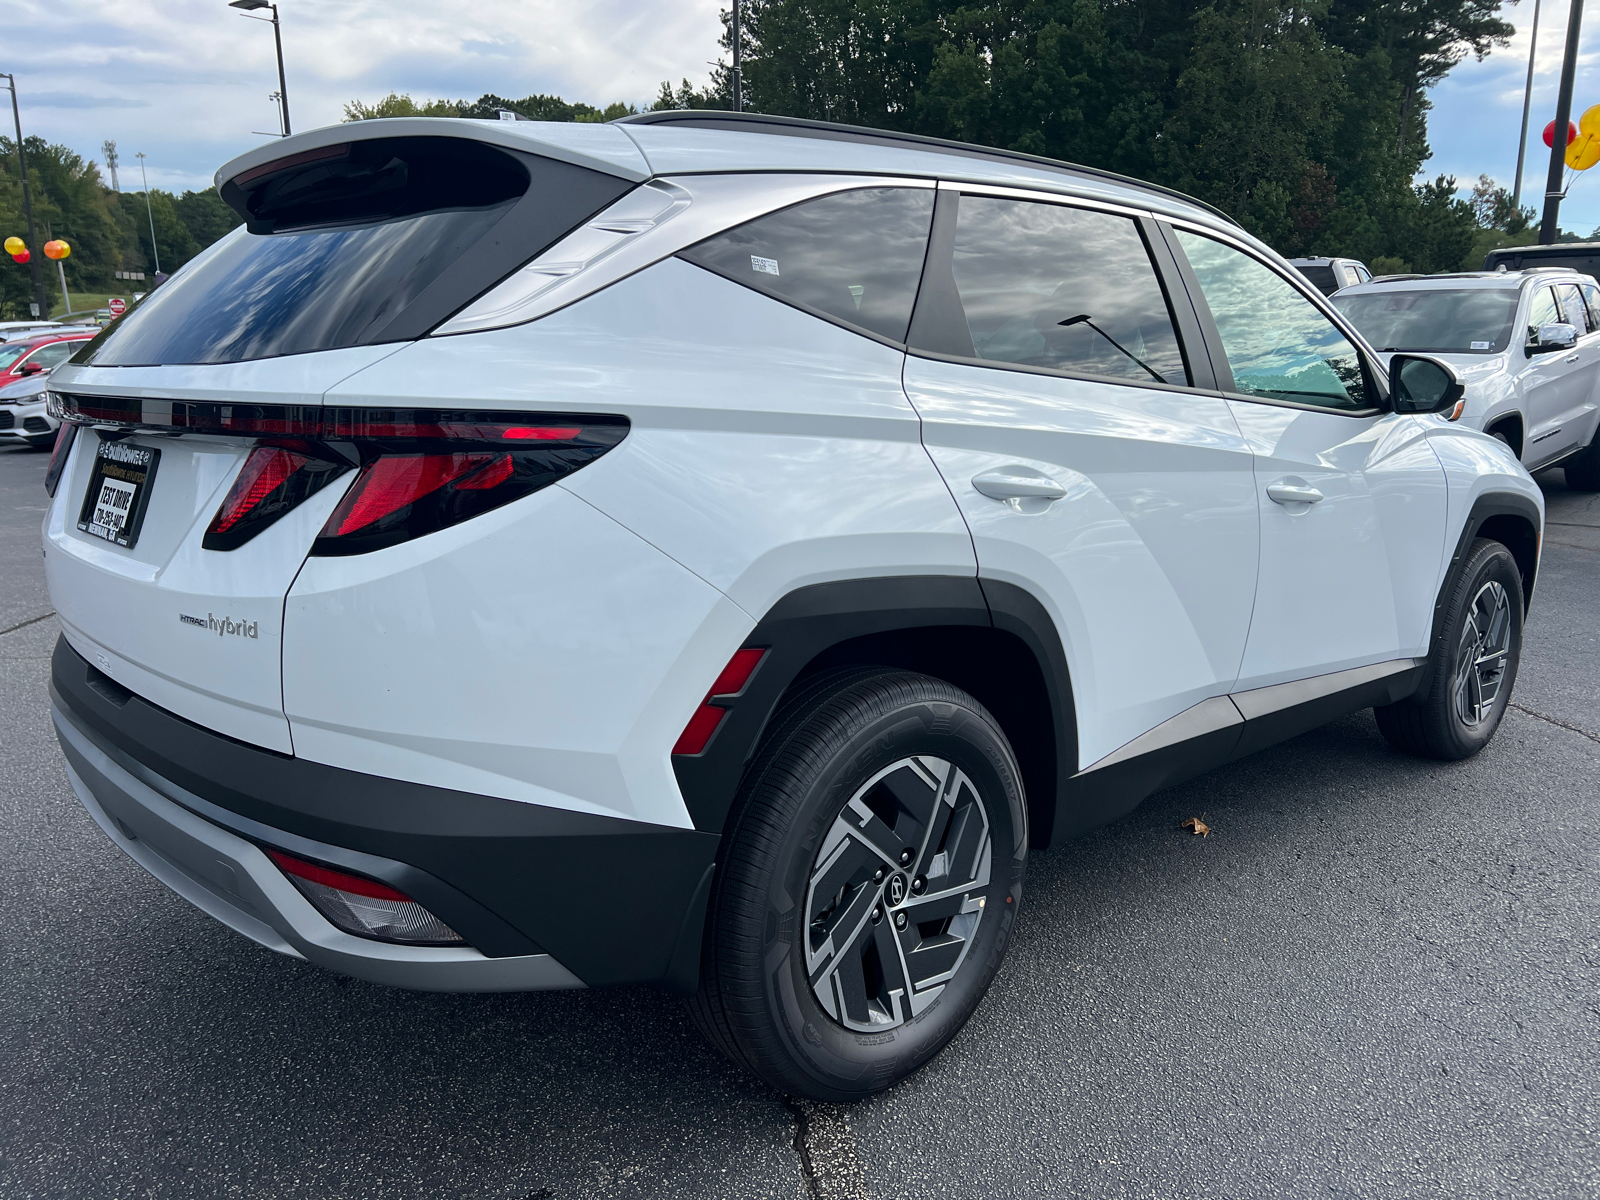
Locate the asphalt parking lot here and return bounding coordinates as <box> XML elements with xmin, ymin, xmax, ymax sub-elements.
<box><xmin>2</xmin><ymin>441</ymin><xmax>1596</xmax><ymax>1200</ymax></box>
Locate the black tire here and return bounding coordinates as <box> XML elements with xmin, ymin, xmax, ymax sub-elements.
<box><xmin>1562</xmin><ymin>441</ymin><xmax>1600</xmax><ymax>491</ymax></box>
<box><xmin>689</xmin><ymin>668</ymin><xmax>1027</xmax><ymax>1101</ymax></box>
<box><xmin>1374</xmin><ymin>538</ymin><xmax>1524</xmax><ymax>760</ymax></box>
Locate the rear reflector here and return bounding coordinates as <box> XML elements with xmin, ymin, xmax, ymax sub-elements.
<box><xmin>266</xmin><ymin>848</ymin><xmax>464</xmax><ymax>946</ymax></box>
<box><xmin>672</xmin><ymin>647</ymin><xmax>766</xmax><ymax>756</ymax></box>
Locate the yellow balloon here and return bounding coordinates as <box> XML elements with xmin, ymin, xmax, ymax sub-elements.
<box><xmin>1567</xmin><ymin>130</ymin><xmax>1600</xmax><ymax>170</ymax></box>
<box><xmin>2</xmin><ymin>236</ymin><xmax>22</xmax><ymax>256</ymax></box>
<box><xmin>1579</xmin><ymin>103</ymin><xmax>1600</xmax><ymax>136</ymax></box>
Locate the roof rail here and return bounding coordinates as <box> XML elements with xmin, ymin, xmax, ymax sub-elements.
<box><xmin>619</xmin><ymin>110</ymin><xmax>1240</xmax><ymax>227</ymax></box>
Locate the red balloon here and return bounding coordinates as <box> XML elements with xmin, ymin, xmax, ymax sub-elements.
<box><xmin>10</xmin><ymin>249</ymin><xmax>29</xmax><ymax>264</ymax></box>
<box><xmin>1544</xmin><ymin>119</ymin><xmax>1578</xmax><ymax>148</ymax></box>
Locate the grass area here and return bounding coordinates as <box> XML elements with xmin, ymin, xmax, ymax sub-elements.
<box><xmin>48</xmin><ymin>293</ymin><xmax>128</xmax><ymax>319</ymax></box>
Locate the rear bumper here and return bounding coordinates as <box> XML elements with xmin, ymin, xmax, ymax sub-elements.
<box><xmin>51</xmin><ymin>637</ymin><xmax>719</xmax><ymax>992</ymax></box>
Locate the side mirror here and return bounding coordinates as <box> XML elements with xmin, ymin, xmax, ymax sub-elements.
<box><xmin>16</xmin><ymin>361</ymin><xmax>43</xmax><ymax>377</ymax></box>
<box><xmin>1390</xmin><ymin>354</ymin><xmax>1465</xmax><ymax>416</ymax></box>
<box><xmin>1533</xmin><ymin>321</ymin><xmax>1580</xmax><ymax>353</ymax></box>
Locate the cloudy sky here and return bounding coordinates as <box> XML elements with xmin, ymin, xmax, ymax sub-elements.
<box><xmin>7</xmin><ymin>0</ymin><xmax>1600</xmax><ymax>234</ymax></box>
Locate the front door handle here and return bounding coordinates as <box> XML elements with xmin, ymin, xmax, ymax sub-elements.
<box><xmin>1266</xmin><ymin>479</ymin><xmax>1324</xmax><ymax>506</ymax></box>
<box><xmin>1566</xmin><ymin>353</ymin><xmax>1581</xmax><ymax>363</ymax></box>
<box><xmin>972</xmin><ymin>469</ymin><xmax>1068</xmax><ymax>502</ymax></box>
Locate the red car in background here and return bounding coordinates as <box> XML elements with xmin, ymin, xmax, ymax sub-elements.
<box><xmin>0</xmin><ymin>330</ymin><xmax>95</xmax><ymax>390</ymax></box>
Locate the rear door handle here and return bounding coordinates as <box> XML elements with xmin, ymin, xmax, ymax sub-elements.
<box><xmin>972</xmin><ymin>469</ymin><xmax>1068</xmax><ymax>502</ymax></box>
<box><xmin>1566</xmin><ymin>353</ymin><xmax>1581</xmax><ymax>363</ymax></box>
<box><xmin>1266</xmin><ymin>480</ymin><xmax>1324</xmax><ymax>506</ymax></box>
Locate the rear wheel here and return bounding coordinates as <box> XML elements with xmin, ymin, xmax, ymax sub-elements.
<box><xmin>1375</xmin><ymin>538</ymin><xmax>1523</xmax><ymax>760</ymax></box>
<box><xmin>1563</xmin><ymin>441</ymin><xmax>1600</xmax><ymax>491</ymax></box>
<box><xmin>690</xmin><ymin>668</ymin><xmax>1026</xmax><ymax>1101</ymax></box>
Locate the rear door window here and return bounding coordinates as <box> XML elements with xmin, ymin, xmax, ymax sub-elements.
<box><xmin>79</xmin><ymin>137</ymin><xmax>634</xmax><ymax>366</ymax></box>
<box><xmin>1555</xmin><ymin>283</ymin><xmax>1591</xmax><ymax>332</ymax></box>
<box><xmin>679</xmin><ymin>187</ymin><xmax>935</xmax><ymax>344</ymax></box>
<box><xmin>1174</xmin><ymin>230</ymin><xmax>1369</xmax><ymax>410</ymax></box>
<box><xmin>940</xmin><ymin>195</ymin><xmax>1189</xmax><ymax>386</ymax></box>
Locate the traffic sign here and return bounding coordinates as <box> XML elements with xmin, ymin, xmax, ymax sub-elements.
<box><xmin>108</xmin><ymin>298</ymin><xmax>127</xmax><ymax>317</ymax></box>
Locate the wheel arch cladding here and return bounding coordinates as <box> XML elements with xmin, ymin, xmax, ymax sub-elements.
<box><xmin>669</xmin><ymin>575</ymin><xmax>1077</xmax><ymax>851</ymax></box>
<box><xmin>1485</xmin><ymin>413</ymin><xmax>1525</xmax><ymax>458</ymax></box>
<box><xmin>1459</xmin><ymin>493</ymin><xmax>1542</xmax><ymax>612</ymax></box>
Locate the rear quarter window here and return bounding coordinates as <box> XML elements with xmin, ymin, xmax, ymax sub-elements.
<box><xmin>678</xmin><ymin>187</ymin><xmax>935</xmax><ymax>344</ymax></box>
<box><xmin>78</xmin><ymin>136</ymin><xmax>634</xmax><ymax>367</ymax></box>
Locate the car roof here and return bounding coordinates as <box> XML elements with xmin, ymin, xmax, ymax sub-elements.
<box><xmin>6</xmin><ymin>330</ymin><xmax>94</xmax><ymax>351</ymax></box>
<box><xmin>215</xmin><ymin>111</ymin><xmax>1241</xmax><ymax>242</ymax></box>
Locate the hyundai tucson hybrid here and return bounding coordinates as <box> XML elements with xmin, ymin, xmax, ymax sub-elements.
<box><xmin>1334</xmin><ymin>268</ymin><xmax>1600</xmax><ymax>489</ymax></box>
<box><xmin>44</xmin><ymin>112</ymin><xmax>1543</xmax><ymax>1102</ymax></box>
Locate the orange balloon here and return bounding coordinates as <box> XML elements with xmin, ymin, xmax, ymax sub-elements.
<box><xmin>43</xmin><ymin>239</ymin><xmax>71</xmax><ymax>260</ymax></box>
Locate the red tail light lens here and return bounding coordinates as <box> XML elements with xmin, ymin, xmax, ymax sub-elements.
<box><xmin>672</xmin><ymin>647</ymin><xmax>767</xmax><ymax>756</ymax></box>
<box><xmin>265</xmin><ymin>848</ymin><xmax>465</xmax><ymax>946</ymax></box>
<box><xmin>44</xmin><ymin>420</ymin><xmax>79</xmax><ymax>497</ymax></box>
<box><xmin>203</xmin><ymin>444</ymin><xmax>348</xmax><ymax>552</ymax></box>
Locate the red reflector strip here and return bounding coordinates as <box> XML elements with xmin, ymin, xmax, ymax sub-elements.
<box><xmin>323</xmin><ymin>453</ymin><xmax>496</xmax><ymax>537</ymax></box>
<box><xmin>209</xmin><ymin>447</ymin><xmax>306</xmax><ymax>534</ymax></box>
<box><xmin>672</xmin><ymin>706</ymin><xmax>729</xmax><ymax>756</ymax></box>
<box><xmin>266</xmin><ymin>849</ymin><xmax>410</xmax><ymax>902</ymax></box>
<box><xmin>709</xmin><ymin>647</ymin><xmax>766</xmax><ymax>697</ymax></box>
<box><xmin>672</xmin><ymin>648</ymin><xmax>766</xmax><ymax>756</ymax></box>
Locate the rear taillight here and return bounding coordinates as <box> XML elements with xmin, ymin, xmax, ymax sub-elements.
<box><xmin>59</xmin><ymin>399</ymin><xmax>635</xmax><ymax>554</ymax></box>
<box><xmin>203</xmin><ymin>444</ymin><xmax>347</xmax><ymax>552</ymax></box>
<box><xmin>44</xmin><ymin>420</ymin><xmax>78</xmax><ymax>497</ymax></box>
<box><xmin>672</xmin><ymin>647</ymin><xmax>767</xmax><ymax>756</ymax></box>
<box><xmin>265</xmin><ymin>848</ymin><xmax>464</xmax><ymax>946</ymax></box>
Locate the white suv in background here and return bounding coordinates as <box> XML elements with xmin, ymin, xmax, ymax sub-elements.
<box><xmin>1334</xmin><ymin>268</ymin><xmax>1600</xmax><ymax>489</ymax></box>
<box><xmin>43</xmin><ymin>112</ymin><xmax>1542</xmax><ymax>1102</ymax></box>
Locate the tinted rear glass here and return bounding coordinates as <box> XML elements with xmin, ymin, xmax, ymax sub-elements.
<box><xmin>80</xmin><ymin>137</ymin><xmax>631</xmax><ymax>367</ymax></box>
<box><xmin>1333</xmin><ymin>289</ymin><xmax>1518</xmax><ymax>353</ymax></box>
<box><xmin>1294</xmin><ymin>264</ymin><xmax>1339</xmax><ymax>295</ymax></box>
<box><xmin>679</xmin><ymin>188</ymin><xmax>935</xmax><ymax>343</ymax></box>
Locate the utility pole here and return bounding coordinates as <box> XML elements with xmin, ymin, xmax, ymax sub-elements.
<box><xmin>136</xmin><ymin>152</ymin><xmax>162</xmax><ymax>275</ymax></box>
<box><xmin>103</xmin><ymin>139</ymin><xmax>120</xmax><ymax>192</ymax></box>
<box><xmin>731</xmin><ymin>0</ymin><xmax>743</xmax><ymax>112</ymax></box>
<box><xmin>1514</xmin><ymin>0</ymin><xmax>1542</xmax><ymax>209</ymax></box>
<box><xmin>1540</xmin><ymin>0</ymin><xmax>1585</xmax><ymax>244</ymax></box>
<box><xmin>1</xmin><ymin>73</ymin><xmax>49</xmax><ymax>319</ymax></box>
<box><xmin>229</xmin><ymin>1</ymin><xmax>291</xmax><ymax>136</ymax></box>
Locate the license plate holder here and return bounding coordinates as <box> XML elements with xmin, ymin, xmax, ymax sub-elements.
<box><xmin>77</xmin><ymin>435</ymin><xmax>161</xmax><ymax>549</ymax></box>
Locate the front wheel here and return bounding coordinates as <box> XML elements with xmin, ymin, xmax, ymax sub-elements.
<box><xmin>689</xmin><ymin>668</ymin><xmax>1027</xmax><ymax>1101</ymax></box>
<box><xmin>1375</xmin><ymin>538</ymin><xmax>1524</xmax><ymax>760</ymax></box>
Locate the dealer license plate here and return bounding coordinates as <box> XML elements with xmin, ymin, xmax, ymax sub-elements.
<box><xmin>77</xmin><ymin>437</ymin><xmax>161</xmax><ymax>549</ymax></box>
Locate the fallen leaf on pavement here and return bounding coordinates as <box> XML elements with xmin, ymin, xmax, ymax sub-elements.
<box><xmin>1181</xmin><ymin>817</ymin><xmax>1210</xmax><ymax>837</ymax></box>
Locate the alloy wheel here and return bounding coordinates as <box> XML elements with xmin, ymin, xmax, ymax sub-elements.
<box><xmin>1451</xmin><ymin>579</ymin><xmax>1512</xmax><ymax>727</ymax></box>
<box><xmin>803</xmin><ymin>755</ymin><xmax>991</xmax><ymax>1032</ymax></box>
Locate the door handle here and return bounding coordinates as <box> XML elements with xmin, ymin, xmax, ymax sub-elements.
<box><xmin>1266</xmin><ymin>479</ymin><xmax>1324</xmax><ymax>506</ymax></box>
<box><xmin>1566</xmin><ymin>353</ymin><xmax>1581</xmax><ymax>363</ymax></box>
<box><xmin>972</xmin><ymin>469</ymin><xmax>1068</xmax><ymax>502</ymax></box>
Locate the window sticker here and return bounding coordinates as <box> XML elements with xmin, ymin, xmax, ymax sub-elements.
<box><xmin>1471</xmin><ymin>340</ymin><xmax>1491</xmax><ymax>350</ymax></box>
<box><xmin>750</xmin><ymin>255</ymin><xmax>780</xmax><ymax>276</ymax></box>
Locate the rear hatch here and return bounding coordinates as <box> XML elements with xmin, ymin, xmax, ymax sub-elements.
<box><xmin>44</xmin><ymin>127</ymin><xmax>640</xmax><ymax>753</ymax></box>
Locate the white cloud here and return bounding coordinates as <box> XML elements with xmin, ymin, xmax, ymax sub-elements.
<box><xmin>6</xmin><ymin>0</ymin><xmax>723</xmax><ymax>192</ymax></box>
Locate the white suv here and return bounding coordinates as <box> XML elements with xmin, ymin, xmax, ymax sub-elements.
<box><xmin>43</xmin><ymin>112</ymin><xmax>1543</xmax><ymax>1102</ymax></box>
<box><xmin>1334</xmin><ymin>268</ymin><xmax>1600</xmax><ymax>489</ymax></box>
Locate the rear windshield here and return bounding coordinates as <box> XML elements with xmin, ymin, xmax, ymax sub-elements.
<box><xmin>1333</xmin><ymin>289</ymin><xmax>1519</xmax><ymax>354</ymax></box>
<box><xmin>1293</xmin><ymin>264</ymin><xmax>1338</xmax><ymax>295</ymax></box>
<box><xmin>80</xmin><ymin>136</ymin><xmax>632</xmax><ymax>367</ymax></box>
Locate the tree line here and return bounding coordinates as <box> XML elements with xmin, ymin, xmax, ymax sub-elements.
<box><xmin>0</xmin><ymin>138</ymin><xmax>238</xmax><ymax>320</ymax></box>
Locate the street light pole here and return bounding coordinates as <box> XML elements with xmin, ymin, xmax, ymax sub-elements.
<box><xmin>229</xmin><ymin>0</ymin><xmax>291</xmax><ymax>136</ymax></box>
<box><xmin>1</xmin><ymin>73</ymin><xmax>50</xmax><ymax>319</ymax></box>
<box><xmin>1513</xmin><ymin>0</ymin><xmax>1542</xmax><ymax>210</ymax></box>
<box><xmin>1539</xmin><ymin>0</ymin><xmax>1585</xmax><ymax>244</ymax></box>
<box><xmin>136</xmin><ymin>152</ymin><xmax>162</xmax><ymax>275</ymax></box>
<box><xmin>731</xmin><ymin>0</ymin><xmax>743</xmax><ymax>112</ymax></box>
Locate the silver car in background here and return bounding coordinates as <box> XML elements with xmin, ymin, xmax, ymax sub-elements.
<box><xmin>1334</xmin><ymin>268</ymin><xmax>1600</xmax><ymax>489</ymax></box>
